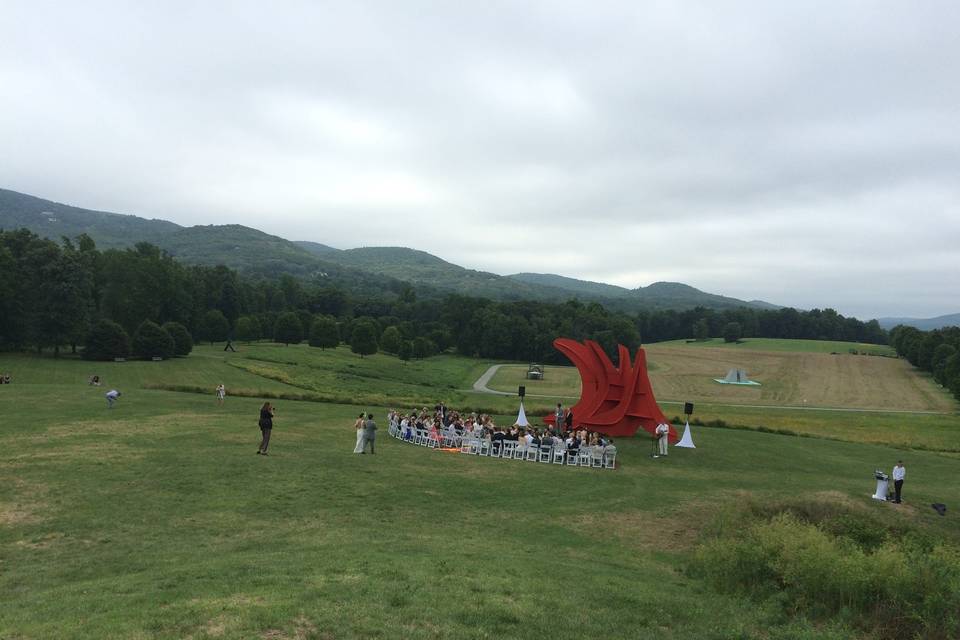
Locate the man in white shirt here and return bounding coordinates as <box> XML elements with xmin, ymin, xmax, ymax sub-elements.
<box><xmin>655</xmin><ymin>423</ymin><xmax>670</xmax><ymax>456</ymax></box>
<box><xmin>105</xmin><ymin>389</ymin><xmax>121</xmax><ymax>409</ymax></box>
<box><xmin>892</xmin><ymin>461</ymin><xmax>906</xmax><ymax>503</ymax></box>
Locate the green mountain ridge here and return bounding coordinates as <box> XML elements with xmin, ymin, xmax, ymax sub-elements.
<box><xmin>2</xmin><ymin>186</ymin><xmax>779</xmax><ymax>311</ymax></box>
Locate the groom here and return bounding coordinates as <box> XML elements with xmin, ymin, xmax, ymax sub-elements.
<box><xmin>361</xmin><ymin>413</ymin><xmax>378</xmax><ymax>454</ymax></box>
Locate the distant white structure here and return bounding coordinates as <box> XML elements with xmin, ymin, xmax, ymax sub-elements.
<box><xmin>714</xmin><ymin>368</ymin><xmax>761</xmax><ymax>386</ymax></box>
<box><xmin>515</xmin><ymin>402</ymin><xmax>530</xmax><ymax>427</ymax></box>
<box><xmin>675</xmin><ymin>420</ymin><xmax>696</xmax><ymax>448</ymax></box>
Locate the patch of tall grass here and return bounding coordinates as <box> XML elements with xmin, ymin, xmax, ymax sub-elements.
<box><xmin>689</xmin><ymin>496</ymin><xmax>960</xmax><ymax>639</ymax></box>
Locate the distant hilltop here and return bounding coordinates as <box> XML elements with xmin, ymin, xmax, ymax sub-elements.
<box><xmin>876</xmin><ymin>313</ymin><xmax>960</xmax><ymax>331</ymax></box>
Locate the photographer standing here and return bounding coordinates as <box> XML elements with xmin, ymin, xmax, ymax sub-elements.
<box><xmin>892</xmin><ymin>461</ymin><xmax>905</xmax><ymax>503</ymax></box>
<box><xmin>257</xmin><ymin>402</ymin><xmax>274</xmax><ymax>455</ymax></box>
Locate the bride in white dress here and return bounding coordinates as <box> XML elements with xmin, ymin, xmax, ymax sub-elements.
<box><xmin>353</xmin><ymin>413</ymin><xmax>366</xmax><ymax>453</ymax></box>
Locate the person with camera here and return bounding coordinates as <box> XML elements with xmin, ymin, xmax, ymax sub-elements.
<box><xmin>257</xmin><ymin>402</ymin><xmax>275</xmax><ymax>455</ymax></box>
<box><xmin>655</xmin><ymin>422</ymin><xmax>670</xmax><ymax>456</ymax></box>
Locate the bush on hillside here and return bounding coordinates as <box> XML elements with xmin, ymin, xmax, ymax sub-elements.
<box><xmin>161</xmin><ymin>321</ymin><xmax>193</xmax><ymax>356</ymax></box>
<box><xmin>133</xmin><ymin>321</ymin><xmax>175</xmax><ymax>360</ymax></box>
<box><xmin>83</xmin><ymin>319</ymin><xmax>131</xmax><ymax>361</ymax></box>
<box><xmin>688</xmin><ymin>500</ymin><xmax>960</xmax><ymax>639</ymax></box>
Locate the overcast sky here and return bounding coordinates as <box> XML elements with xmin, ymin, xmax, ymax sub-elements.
<box><xmin>2</xmin><ymin>1</ymin><xmax>958</xmax><ymax>319</ymax></box>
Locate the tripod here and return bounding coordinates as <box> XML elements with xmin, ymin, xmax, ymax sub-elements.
<box><xmin>650</xmin><ymin>433</ymin><xmax>660</xmax><ymax>458</ymax></box>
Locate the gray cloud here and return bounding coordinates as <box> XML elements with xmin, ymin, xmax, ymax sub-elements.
<box><xmin>2</xmin><ymin>0</ymin><xmax>959</xmax><ymax>318</ymax></box>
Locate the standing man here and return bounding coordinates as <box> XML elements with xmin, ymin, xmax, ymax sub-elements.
<box><xmin>554</xmin><ymin>403</ymin><xmax>564</xmax><ymax>432</ymax></box>
<box><xmin>216</xmin><ymin>383</ymin><xmax>226</xmax><ymax>406</ymax></box>
<box><xmin>655</xmin><ymin>422</ymin><xmax>670</xmax><ymax>456</ymax></box>
<box><xmin>892</xmin><ymin>460</ymin><xmax>906</xmax><ymax>503</ymax></box>
<box><xmin>105</xmin><ymin>389</ymin><xmax>121</xmax><ymax>409</ymax></box>
<box><xmin>362</xmin><ymin>412</ymin><xmax>377</xmax><ymax>454</ymax></box>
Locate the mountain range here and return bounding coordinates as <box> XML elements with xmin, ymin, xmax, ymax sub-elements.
<box><xmin>6</xmin><ymin>186</ymin><xmax>947</xmax><ymax>325</ymax></box>
<box><xmin>875</xmin><ymin>314</ymin><xmax>960</xmax><ymax>331</ymax></box>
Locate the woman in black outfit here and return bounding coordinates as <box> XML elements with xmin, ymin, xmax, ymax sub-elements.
<box><xmin>257</xmin><ymin>402</ymin><xmax>274</xmax><ymax>455</ymax></box>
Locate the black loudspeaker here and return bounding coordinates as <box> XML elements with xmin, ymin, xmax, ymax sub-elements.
<box><xmin>684</xmin><ymin>402</ymin><xmax>694</xmax><ymax>416</ymax></box>
<box><xmin>518</xmin><ymin>385</ymin><xmax>526</xmax><ymax>398</ymax></box>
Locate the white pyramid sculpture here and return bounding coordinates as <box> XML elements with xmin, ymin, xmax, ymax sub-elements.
<box><xmin>515</xmin><ymin>401</ymin><xmax>530</xmax><ymax>427</ymax></box>
<box><xmin>675</xmin><ymin>419</ymin><xmax>696</xmax><ymax>448</ymax></box>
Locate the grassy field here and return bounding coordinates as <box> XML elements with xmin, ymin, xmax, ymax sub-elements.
<box><xmin>2</xmin><ymin>343</ymin><xmax>959</xmax><ymax>638</ymax></box>
<box><xmin>490</xmin><ymin>339</ymin><xmax>950</xmax><ymax>412</ymax></box>
<box><xmin>656</xmin><ymin>337</ymin><xmax>897</xmax><ymax>355</ymax></box>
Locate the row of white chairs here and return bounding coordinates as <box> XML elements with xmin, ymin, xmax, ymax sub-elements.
<box><xmin>387</xmin><ymin>423</ymin><xmax>617</xmax><ymax>469</ymax></box>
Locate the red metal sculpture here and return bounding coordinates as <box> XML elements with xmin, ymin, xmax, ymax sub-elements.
<box><xmin>545</xmin><ymin>338</ymin><xmax>677</xmax><ymax>441</ymax></box>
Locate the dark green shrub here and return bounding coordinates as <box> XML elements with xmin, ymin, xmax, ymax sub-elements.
<box><xmin>161</xmin><ymin>321</ymin><xmax>193</xmax><ymax>356</ymax></box>
<box><xmin>133</xmin><ymin>320</ymin><xmax>175</xmax><ymax>360</ymax></box>
<box><xmin>84</xmin><ymin>319</ymin><xmax>131</xmax><ymax>361</ymax></box>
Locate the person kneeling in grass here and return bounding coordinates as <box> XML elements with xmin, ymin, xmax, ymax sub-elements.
<box><xmin>105</xmin><ymin>389</ymin><xmax>121</xmax><ymax>408</ymax></box>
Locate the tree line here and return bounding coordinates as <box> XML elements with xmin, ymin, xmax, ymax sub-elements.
<box><xmin>1</xmin><ymin>228</ymin><xmax>889</xmax><ymax>362</ymax></box>
<box><xmin>888</xmin><ymin>324</ymin><xmax>960</xmax><ymax>402</ymax></box>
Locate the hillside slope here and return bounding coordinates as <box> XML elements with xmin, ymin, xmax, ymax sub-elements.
<box><xmin>2</xmin><ymin>186</ymin><xmax>780</xmax><ymax>311</ymax></box>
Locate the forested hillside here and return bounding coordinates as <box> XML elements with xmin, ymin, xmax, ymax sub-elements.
<box><xmin>1</xmin><ymin>228</ymin><xmax>889</xmax><ymax>367</ymax></box>
<box><xmin>1</xmin><ymin>187</ymin><xmax>780</xmax><ymax>312</ymax></box>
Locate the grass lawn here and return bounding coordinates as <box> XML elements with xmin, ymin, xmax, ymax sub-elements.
<box><xmin>2</xmin><ymin>343</ymin><xmax>959</xmax><ymax>638</ymax></box>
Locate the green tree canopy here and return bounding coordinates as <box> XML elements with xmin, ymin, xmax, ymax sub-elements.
<box><xmin>379</xmin><ymin>325</ymin><xmax>402</xmax><ymax>354</ymax></box>
<box><xmin>398</xmin><ymin>340</ymin><xmax>413</xmax><ymax>363</ymax></box>
<box><xmin>274</xmin><ymin>312</ymin><xmax>303</xmax><ymax>345</ymax></box>
<box><xmin>84</xmin><ymin>319</ymin><xmax>131</xmax><ymax>361</ymax></box>
<box><xmin>133</xmin><ymin>320</ymin><xmax>175</xmax><ymax>360</ymax></box>
<box><xmin>693</xmin><ymin>318</ymin><xmax>710</xmax><ymax>341</ymax></box>
<box><xmin>723</xmin><ymin>322</ymin><xmax>742</xmax><ymax>343</ymax></box>
<box><xmin>161</xmin><ymin>321</ymin><xmax>193</xmax><ymax>356</ymax></box>
<box><xmin>308</xmin><ymin>315</ymin><xmax>339</xmax><ymax>349</ymax></box>
<box><xmin>412</xmin><ymin>336</ymin><xmax>436</xmax><ymax>359</ymax></box>
<box><xmin>350</xmin><ymin>320</ymin><xmax>378</xmax><ymax>358</ymax></box>
<box><xmin>197</xmin><ymin>309</ymin><xmax>230</xmax><ymax>345</ymax></box>
<box><xmin>235</xmin><ymin>316</ymin><xmax>261</xmax><ymax>343</ymax></box>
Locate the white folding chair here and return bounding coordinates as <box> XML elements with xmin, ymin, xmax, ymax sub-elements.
<box><xmin>603</xmin><ymin>448</ymin><xmax>617</xmax><ymax>469</ymax></box>
<box><xmin>538</xmin><ymin>445</ymin><xmax>552</xmax><ymax>463</ymax></box>
<box><xmin>489</xmin><ymin>440</ymin><xmax>502</xmax><ymax>458</ymax></box>
<box><xmin>478</xmin><ymin>439</ymin><xmax>491</xmax><ymax>456</ymax></box>
<box><xmin>578</xmin><ymin>447</ymin><xmax>592</xmax><ymax>467</ymax></box>
<box><xmin>460</xmin><ymin>437</ymin><xmax>475</xmax><ymax>454</ymax></box>
<box><xmin>525</xmin><ymin>445</ymin><xmax>539</xmax><ymax>462</ymax></box>
<box><xmin>590</xmin><ymin>447</ymin><xmax>605</xmax><ymax>468</ymax></box>
<box><xmin>513</xmin><ymin>443</ymin><xmax>527</xmax><ymax>460</ymax></box>
<box><xmin>552</xmin><ymin>447</ymin><xmax>566</xmax><ymax>464</ymax></box>
<box><xmin>500</xmin><ymin>441</ymin><xmax>516</xmax><ymax>459</ymax></box>
<box><xmin>566</xmin><ymin>449</ymin><xmax>580</xmax><ymax>466</ymax></box>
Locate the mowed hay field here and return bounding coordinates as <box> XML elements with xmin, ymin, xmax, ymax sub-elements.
<box><xmin>490</xmin><ymin>338</ymin><xmax>953</xmax><ymax>412</ymax></box>
<box><xmin>2</xmin><ymin>344</ymin><xmax>960</xmax><ymax>639</ymax></box>
<box><xmin>487</xmin><ymin>338</ymin><xmax>959</xmax><ymax>452</ymax></box>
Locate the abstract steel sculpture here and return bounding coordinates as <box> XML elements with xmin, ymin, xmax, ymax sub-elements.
<box><xmin>545</xmin><ymin>338</ymin><xmax>677</xmax><ymax>441</ymax></box>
